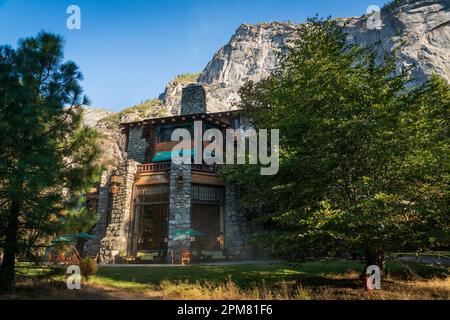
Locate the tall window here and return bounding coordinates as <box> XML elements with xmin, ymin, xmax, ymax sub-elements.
<box><xmin>191</xmin><ymin>184</ymin><xmax>224</xmax><ymax>251</ymax></box>
<box><xmin>133</xmin><ymin>184</ymin><xmax>169</xmax><ymax>252</ymax></box>
<box><xmin>157</xmin><ymin>124</ymin><xmax>194</xmax><ymax>143</ymax></box>
<box><xmin>231</xmin><ymin>117</ymin><xmax>241</xmax><ymax>130</ymax></box>
<box><xmin>157</xmin><ymin>128</ymin><xmax>173</xmax><ymax>143</ymax></box>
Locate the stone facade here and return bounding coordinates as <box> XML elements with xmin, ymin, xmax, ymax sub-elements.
<box><xmin>167</xmin><ymin>163</ymin><xmax>192</xmax><ymax>262</ymax></box>
<box><xmin>98</xmin><ymin>160</ymin><xmax>138</xmax><ymax>263</ymax></box>
<box><xmin>86</xmin><ymin>112</ymin><xmax>252</xmax><ymax>263</ymax></box>
<box><xmin>127</xmin><ymin>126</ymin><xmax>146</xmax><ymax>163</ymax></box>
<box><xmin>180</xmin><ymin>84</ymin><xmax>207</xmax><ymax>115</ymax></box>
<box><xmin>224</xmin><ymin>183</ymin><xmax>248</xmax><ymax>257</ymax></box>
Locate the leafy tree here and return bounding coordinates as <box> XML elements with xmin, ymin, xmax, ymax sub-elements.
<box><xmin>60</xmin><ymin>197</ymin><xmax>99</xmax><ymax>257</ymax></box>
<box><xmin>0</xmin><ymin>32</ymin><xmax>101</xmax><ymax>291</ymax></box>
<box><xmin>222</xmin><ymin>18</ymin><xmax>450</xmax><ymax>271</ymax></box>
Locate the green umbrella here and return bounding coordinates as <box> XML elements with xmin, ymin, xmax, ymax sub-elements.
<box><xmin>171</xmin><ymin>228</ymin><xmax>204</xmax><ymax>237</ymax></box>
<box><xmin>51</xmin><ymin>236</ymin><xmax>74</xmax><ymax>244</ymax></box>
<box><xmin>66</xmin><ymin>232</ymin><xmax>96</xmax><ymax>240</ymax></box>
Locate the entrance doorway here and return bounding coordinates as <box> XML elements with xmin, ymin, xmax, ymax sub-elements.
<box><xmin>134</xmin><ymin>204</ymin><xmax>168</xmax><ymax>252</ymax></box>
<box><xmin>132</xmin><ymin>184</ymin><xmax>169</xmax><ymax>256</ymax></box>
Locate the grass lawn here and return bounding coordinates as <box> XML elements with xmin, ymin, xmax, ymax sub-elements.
<box><xmin>94</xmin><ymin>260</ymin><xmax>363</xmax><ymax>288</ymax></box>
<box><xmin>3</xmin><ymin>259</ymin><xmax>450</xmax><ymax>300</ymax></box>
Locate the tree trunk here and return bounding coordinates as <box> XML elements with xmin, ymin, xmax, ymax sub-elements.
<box><xmin>76</xmin><ymin>238</ymin><xmax>87</xmax><ymax>258</ymax></box>
<box><xmin>0</xmin><ymin>200</ymin><xmax>20</xmax><ymax>292</ymax></box>
<box><xmin>364</xmin><ymin>249</ymin><xmax>385</xmax><ymax>274</ymax></box>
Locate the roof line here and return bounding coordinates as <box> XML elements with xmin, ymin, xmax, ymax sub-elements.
<box><xmin>120</xmin><ymin>110</ymin><xmax>241</xmax><ymax>128</ymax></box>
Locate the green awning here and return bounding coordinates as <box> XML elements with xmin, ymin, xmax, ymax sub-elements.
<box><xmin>152</xmin><ymin>149</ymin><xmax>195</xmax><ymax>162</ymax></box>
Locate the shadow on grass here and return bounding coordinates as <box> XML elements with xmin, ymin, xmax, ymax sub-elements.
<box><xmin>4</xmin><ymin>259</ymin><xmax>448</xmax><ymax>300</ymax></box>
<box><xmin>95</xmin><ymin>260</ymin><xmax>450</xmax><ymax>290</ymax></box>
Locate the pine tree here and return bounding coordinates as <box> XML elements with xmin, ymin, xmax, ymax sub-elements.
<box><xmin>0</xmin><ymin>32</ymin><xmax>101</xmax><ymax>291</ymax></box>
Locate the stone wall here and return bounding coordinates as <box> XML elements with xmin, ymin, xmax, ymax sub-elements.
<box><xmin>224</xmin><ymin>182</ymin><xmax>249</xmax><ymax>257</ymax></box>
<box><xmin>180</xmin><ymin>84</ymin><xmax>207</xmax><ymax>115</ymax></box>
<box><xmin>88</xmin><ymin>161</ymin><xmax>251</xmax><ymax>263</ymax></box>
<box><xmin>127</xmin><ymin>126</ymin><xmax>146</xmax><ymax>163</ymax></box>
<box><xmin>98</xmin><ymin>160</ymin><xmax>138</xmax><ymax>263</ymax></box>
<box><xmin>167</xmin><ymin>163</ymin><xmax>192</xmax><ymax>262</ymax></box>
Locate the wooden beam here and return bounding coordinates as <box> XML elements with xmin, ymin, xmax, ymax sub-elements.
<box><xmin>191</xmin><ymin>172</ymin><xmax>225</xmax><ymax>186</ymax></box>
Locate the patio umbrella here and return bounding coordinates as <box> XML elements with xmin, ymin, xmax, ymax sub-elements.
<box><xmin>51</xmin><ymin>237</ymin><xmax>74</xmax><ymax>244</ymax></box>
<box><xmin>171</xmin><ymin>228</ymin><xmax>204</xmax><ymax>237</ymax></box>
<box><xmin>66</xmin><ymin>232</ymin><xmax>96</xmax><ymax>240</ymax></box>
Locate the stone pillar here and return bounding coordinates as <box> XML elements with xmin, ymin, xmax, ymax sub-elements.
<box><xmin>99</xmin><ymin>160</ymin><xmax>138</xmax><ymax>264</ymax></box>
<box><xmin>168</xmin><ymin>163</ymin><xmax>192</xmax><ymax>262</ymax></box>
<box><xmin>127</xmin><ymin>126</ymin><xmax>146</xmax><ymax>163</ymax></box>
<box><xmin>224</xmin><ymin>183</ymin><xmax>248</xmax><ymax>257</ymax></box>
<box><xmin>180</xmin><ymin>84</ymin><xmax>207</xmax><ymax>115</ymax></box>
<box><xmin>85</xmin><ymin>171</ymin><xmax>110</xmax><ymax>256</ymax></box>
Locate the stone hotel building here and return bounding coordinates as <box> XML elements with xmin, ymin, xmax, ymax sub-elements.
<box><xmin>85</xmin><ymin>85</ymin><xmax>250</xmax><ymax>264</ymax></box>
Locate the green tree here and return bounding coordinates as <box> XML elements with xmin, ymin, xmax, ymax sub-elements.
<box><xmin>60</xmin><ymin>197</ymin><xmax>100</xmax><ymax>257</ymax></box>
<box><xmin>223</xmin><ymin>18</ymin><xmax>450</xmax><ymax>270</ymax></box>
<box><xmin>0</xmin><ymin>32</ymin><xmax>101</xmax><ymax>291</ymax></box>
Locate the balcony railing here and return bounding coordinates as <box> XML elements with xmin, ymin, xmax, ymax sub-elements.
<box><xmin>192</xmin><ymin>164</ymin><xmax>217</xmax><ymax>173</ymax></box>
<box><xmin>137</xmin><ymin>162</ymin><xmax>217</xmax><ymax>174</ymax></box>
<box><xmin>137</xmin><ymin>162</ymin><xmax>171</xmax><ymax>173</ymax></box>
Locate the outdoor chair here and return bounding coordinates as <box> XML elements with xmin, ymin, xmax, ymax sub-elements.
<box><xmin>69</xmin><ymin>253</ymin><xmax>81</xmax><ymax>265</ymax></box>
<box><xmin>181</xmin><ymin>251</ymin><xmax>191</xmax><ymax>265</ymax></box>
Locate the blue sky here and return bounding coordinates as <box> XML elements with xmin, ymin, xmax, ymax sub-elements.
<box><xmin>0</xmin><ymin>0</ymin><xmax>388</xmax><ymax>111</ymax></box>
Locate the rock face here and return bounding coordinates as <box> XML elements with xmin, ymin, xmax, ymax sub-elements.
<box><xmin>199</xmin><ymin>23</ymin><xmax>296</xmax><ymax>85</ymax></box>
<box><xmin>84</xmin><ymin>0</ymin><xmax>449</xmax><ymax>170</ymax></box>
<box><xmin>195</xmin><ymin>0</ymin><xmax>449</xmax><ymax>109</ymax></box>
<box><xmin>344</xmin><ymin>0</ymin><xmax>450</xmax><ymax>86</ymax></box>
<box><xmin>82</xmin><ymin>108</ymin><xmax>114</xmax><ymax>128</ymax></box>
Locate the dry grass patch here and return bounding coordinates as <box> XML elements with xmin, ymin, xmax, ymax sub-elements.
<box><xmin>3</xmin><ymin>260</ymin><xmax>449</xmax><ymax>300</ymax></box>
<box><xmin>160</xmin><ymin>279</ymin><xmax>311</xmax><ymax>300</ymax></box>
<box><xmin>157</xmin><ymin>276</ymin><xmax>450</xmax><ymax>300</ymax></box>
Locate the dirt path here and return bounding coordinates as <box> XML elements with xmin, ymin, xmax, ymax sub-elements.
<box><xmin>0</xmin><ymin>280</ymin><xmax>162</xmax><ymax>300</ymax></box>
<box><xmin>81</xmin><ymin>283</ymin><xmax>162</xmax><ymax>300</ymax></box>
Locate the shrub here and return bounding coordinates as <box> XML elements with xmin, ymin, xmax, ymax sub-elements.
<box><xmin>80</xmin><ymin>257</ymin><xmax>98</xmax><ymax>280</ymax></box>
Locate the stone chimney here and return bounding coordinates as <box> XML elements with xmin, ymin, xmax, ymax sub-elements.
<box><xmin>180</xmin><ymin>84</ymin><xmax>207</xmax><ymax>115</ymax></box>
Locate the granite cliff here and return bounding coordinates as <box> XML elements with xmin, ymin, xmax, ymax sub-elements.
<box><xmin>85</xmin><ymin>0</ymin><xmax>449</xmax><ymax>169</ymax></box>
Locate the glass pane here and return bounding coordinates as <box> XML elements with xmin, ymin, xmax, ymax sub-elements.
<box><xmin>191</xmin><ymin>204</ymin><xmax>221</xmax><ymax>251</ymax></box>
<box><xmin>136</xmin><ymin>204</ymin><xmax>168</xmax><ymax>251</ymax></box>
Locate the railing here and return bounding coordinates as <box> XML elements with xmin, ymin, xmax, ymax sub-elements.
<box><xmin>191</xmin><ymin>164</ymin><xmax>216</xmax><ymax>174</ymax></box>
<box><xmin>137</xmin><ymin>162</ymin><xmax>171</xmax><ymax>173</ymax></box>
<box><xmin>137</xmin><ymin>162</ymin><xmax>216</xmax><ymax>174</ymax></box>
